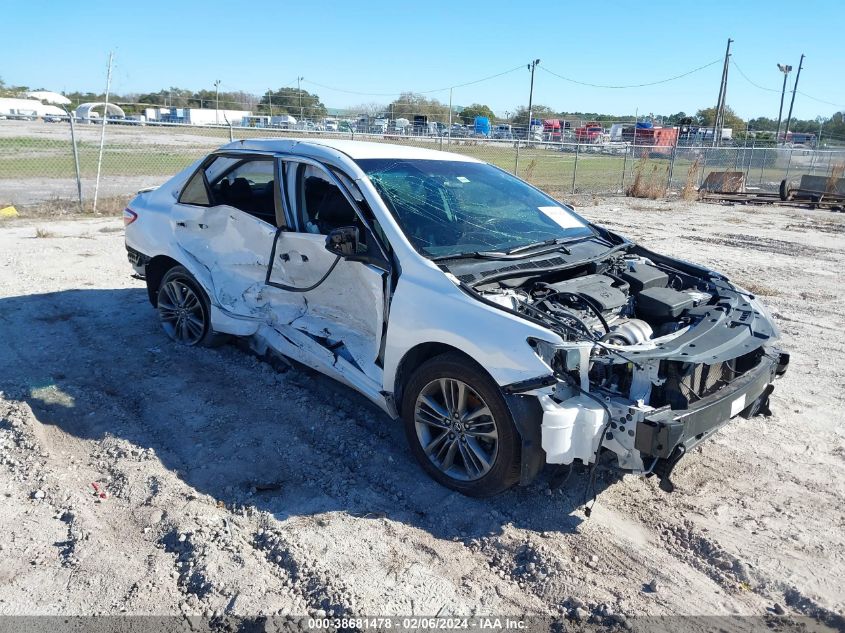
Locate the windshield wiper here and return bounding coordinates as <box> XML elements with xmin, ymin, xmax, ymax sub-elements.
<box><xmin>504</xmin><ymin>237</ymin><xmax>572</xmax><ymax>255</ymax></box>
<box><xmin>430</xmin><ymin>238</ymin><xmax>575</xmax><ymax>262</ymax></box>
<box><xmin>430</xmin><ymin>250</ymin><xmax>508</xmax><ymax>261</ymax></box>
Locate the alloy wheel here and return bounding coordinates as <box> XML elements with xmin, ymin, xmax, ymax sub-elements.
<box><xmin>158</xmin><ymin>279</ymin><xmax>206</xmax><ymax>345</ymax></box>
<box><xmin>414</xmin><ymin>378</ymin><xmax>499</xmax><ymax>481</ymax></box>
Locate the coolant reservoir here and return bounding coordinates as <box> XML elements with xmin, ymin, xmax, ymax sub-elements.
<box><xmin>540</xmin><ymin>394</ymin><xmax>607</xmax><ymax>465</ymax></box>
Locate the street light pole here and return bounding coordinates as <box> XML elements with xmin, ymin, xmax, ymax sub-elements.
<box><xmin>784</xmin><ymin>54</ymin><xmax>804</xmax><ymax>142</ymax></box>
<box><xmin>775</xmin><ymin>63</ymin><xmax>792</xmax><ymax>145</ymax></box>
<box><xmin>213</xmin><ymin>79</ymin><xmax>221</xmax><ymax>125</ymax></box>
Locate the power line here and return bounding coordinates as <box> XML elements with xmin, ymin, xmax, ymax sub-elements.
<box><xmin>302</xmin><ymin>64</ymin><xmax>525</xmax><ymax>97</ymax></box>
<box><xmin>796</xmin><ymin>90</ymin><xmax>845</xmax><ymax>109</ymax></box>
<box><xmin>732</xmin><ymin>60</ymin><xmax>845</xmax><ymax>109</ymax></box>
<box><xmin>539</xmin><ymin>59</ymin><xmax>722</xmax><ymax>89</ymax></box>
<box><xmin>731</xmin><ymin>60</ymin><xmax>779</xmax><ymax>92</ymax></box>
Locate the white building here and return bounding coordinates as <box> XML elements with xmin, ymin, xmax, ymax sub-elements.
<box><xmin>144</xmin><ymin>107</ymin><xmax>252</xmax><ymax>126</ymax></box>
<box><xmin>0</xmin><ymin>97</ymin><xmax>65</xmax><ymax>119</ymax></box>
<box><xmin>24</xmin><ymin>91</ymin><xmax>71</xmax><ymax>106</ymax></box>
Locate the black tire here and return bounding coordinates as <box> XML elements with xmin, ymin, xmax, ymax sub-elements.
<box><xmin>156</xmin><ymin>266</ymin><xmax>225</xmax><ymax>347</ymax></box>
<box><xmin>779</xmin><ymin>179</ymin><xmax>789</xmax><ymax>201</ymax></box>
<box><xmin>401</xmin><ymin>352</ymin><xmax>521</xmax><ymax>497</ymax></box>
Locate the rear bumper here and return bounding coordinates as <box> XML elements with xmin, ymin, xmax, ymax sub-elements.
<box><xmin>126</xmin><ymin>244</ymin><xmax>150</xmax><ymax>273</ymax></box>
<box><xmin>126</xmin><ymin>244</ymin><xmax>152</xmax><ymax>282</ymax></box>
<box><xmin>635</xmin><ymin>347</ymin><xmax>789</xmax><ymax>462</ymax></box>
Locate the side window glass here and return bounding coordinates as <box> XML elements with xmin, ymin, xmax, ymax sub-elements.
<box><xmin>179</xmin><ymin>170</ymin><xmax>210</xmax><ymax>206</ymax></box>
<box><xmin>330</xmin><ymin>168</ymin><xmax>390</xmax><ymax>254</ymax></box>
<box><xmin>296</xmin><ymin>165</ymin><xmax>359</xmax><ymax>236</ymax></box>
<box><xmin>207</xmin><ymin>158</ymin><xmax>277</xmax><ymax>224</ymax></box>
<box><xmin>204</xmin><ymin>157</ymin><xmax>239</xmax><ymax>185</ymax></box>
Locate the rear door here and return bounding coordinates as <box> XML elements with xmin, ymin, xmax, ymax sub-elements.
<box><xmin>172</xmin><ymin>153</ymin><xmax>297</xmax><ymax>319</ymax></box>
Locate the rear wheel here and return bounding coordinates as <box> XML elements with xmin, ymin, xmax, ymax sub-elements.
<box><xmin>156</xmin><ymin>266</ymin><xmax>221</xmax><ymax>347</ymax></box>
<box><xmin>402</xmin><ymin>353</ymin><xmax>520</xmax><ymax>497</ymax></box>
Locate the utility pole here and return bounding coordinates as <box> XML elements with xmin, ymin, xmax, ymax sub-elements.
<box><xmin>268</xmin><ymin>89</ymin><xmax>274</xmax><ymax>118</ymax></box>
<box><xmin>775</xmin><ymin>63</ymin><xmax>793</xmax><ymax>145</ymax></box>
<box><xmin>447</xmin><ymin>87</ymin><xmax>453</xmax><ymax>146</ymax></box>
<box><xmin>214</xmin><ymin>79</ymin><xmax>221</xmax><ymax>124</ymax></box>
<box><xmin>712</xmin><ymin>38</ymin><xmax>732</xmax><ymax>147</ymax></box>
<box><xmin>297</xmin><ymin>76</ymin><xmax>304</xmax><ymax>121</ymax></box>
<box><xmin>526</xmin><ymin>59</ymin><xmax>540</xmax><ymax>141</ymax></box>
<box><xmin>515</xmin><ymin>59</ymin><xmax>540</xmax><ymax>175</ymax></box>
<box><xmin>784</xmin><ymin>54</ymin><xmax>804</xmax><ymax>142</ymax></box>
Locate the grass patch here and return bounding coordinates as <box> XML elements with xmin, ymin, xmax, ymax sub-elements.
<box><xmin>626</xmin><ymin>154</ymin><xmax>668</xmax><ymax>199</ymax></box>
<box><xmin>34</xmin><ymin>227</ymin><xmax>56</xmax><ymax>238</ymax></box>
<box><xmin>826</xmin><ymin>162</ymin><xmax>844</xmax><ymax>193</ymax></box>
<box><xmin>13</xmin><ymin>195</ymin><xmax>131</xmax><ymax>218</ymax></box>
<box><xmin>681</xmin><ymin>158</ymin><xmax>701</xmax><ymax>201</ymax></box>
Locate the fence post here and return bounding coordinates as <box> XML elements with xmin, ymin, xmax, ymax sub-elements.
<box><xmin>571</xmin><ymin>142</ymin><xmax>580</xmax><ymax>194</ymax></box>
<box><xmin>667</xmin><ymin>144</ymin><xmax>677</xmax><ymax>192</ymax></box>
<box><xmin>784</xmin><ymin>148</ymin><xmax>794</xmax><ymax>183</ymax></box>
<box><xmin>620</xmin><ymin>143</ymin><xmax>629</xmax><ymax>194</ymax></box>
<box><xmin>63</xmin><ymin>107</ymin><xmax>83</xmax><ymax>211</ymax></box>
<box><xmin>745</xmin><ymin>140</ymin><xmax>755</xmax><ymax>184</ymax></box>
<box><xmin>514</xmin><ymin>139</ymin><xmax>520</xmax><ymax>176</ymax></box>
<box><xmin>699</xmin><ymin>148</ymin><xmax>709</xmax><ymax>187</ymax></box>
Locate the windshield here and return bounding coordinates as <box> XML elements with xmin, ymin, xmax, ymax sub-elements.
<box><xmin>357</xmin><ymin>159</ymin><xmax>593</xmax><ymax>258</ymax></box>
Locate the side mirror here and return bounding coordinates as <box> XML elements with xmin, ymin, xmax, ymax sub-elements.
<box><xmin>325</xmin><ymin>226</ymin><xmax>360</xmax><ymax>257</ymax></box>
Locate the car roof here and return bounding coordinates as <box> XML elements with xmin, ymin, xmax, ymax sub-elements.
<box><xmin>219</xmin><ymin>137</ymin><xmax>483</xmax><ymax>162</ymax></box>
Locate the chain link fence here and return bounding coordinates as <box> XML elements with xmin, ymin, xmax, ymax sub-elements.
<box><xmin>2</xmin><ymin>119</ymin><xmax>844</xmax><ymax>208</ymax></box>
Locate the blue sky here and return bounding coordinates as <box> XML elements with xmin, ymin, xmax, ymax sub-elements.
<box><xmin>5</xmin><ymin>0</ymin><xmax>844</xmax><ymax>120</ymax></box>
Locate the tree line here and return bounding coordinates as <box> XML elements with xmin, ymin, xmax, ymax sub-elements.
<box><xmin>3</xmin><ymin>77</ymin><xmax>844</xmax><ymax>142</ymax></box>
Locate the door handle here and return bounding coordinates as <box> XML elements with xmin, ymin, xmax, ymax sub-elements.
<box><xmin>279</xmin><ymin>253</ymin><xmax>308</xmax><ymax>262</ymax></box>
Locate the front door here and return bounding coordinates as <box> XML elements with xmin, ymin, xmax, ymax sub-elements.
<box><xmin>266</xmin><ymin>160</ymin><xmax>390</xmax><ymax>382</ymax></box>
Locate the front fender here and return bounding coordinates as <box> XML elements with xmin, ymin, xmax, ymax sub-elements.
<box><xmin>382</xmin><ymin>270</ymin><xmax>561</xmax><ymax>393</ymax></box>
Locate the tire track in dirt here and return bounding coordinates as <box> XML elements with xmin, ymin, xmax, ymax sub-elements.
<box><xmin>5</xmin><ymin>292</ymin><xmax>546</xmax><ymax>615</ymax></box>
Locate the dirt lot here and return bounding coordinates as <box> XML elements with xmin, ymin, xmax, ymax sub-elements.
<box><xmin>0</xmin><ymin>196</ymin><xmax>843</xmax><ymax>627</ymax></box>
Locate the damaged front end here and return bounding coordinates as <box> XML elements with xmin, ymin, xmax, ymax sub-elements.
<box><xmin>454</xmin><ymin>240</ymin><xmax>789</xmax><ymax>491</ymax></box>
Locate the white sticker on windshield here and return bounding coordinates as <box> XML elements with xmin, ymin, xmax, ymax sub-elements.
<box><xmin>456</xmin><ymin>176</ymin><xmax>470</xmax><ymax>183</ymax></box>
<box><xmin>538</xmin><ymin>205</ymin><xmax>584</xmax><ymax>229</ymax></box>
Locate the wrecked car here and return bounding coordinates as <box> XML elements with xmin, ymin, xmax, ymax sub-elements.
<box><xmin>124</xmin><ymin>139</ymin><xmax>788</xmax><ymax>497</ymax></box>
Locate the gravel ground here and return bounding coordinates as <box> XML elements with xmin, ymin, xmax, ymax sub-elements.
<box><xmin>0</xmin><ymin>197</ymin><xmax>843</xmax><ymax>627</ymax></box>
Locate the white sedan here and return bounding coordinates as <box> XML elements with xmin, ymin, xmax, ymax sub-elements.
<box><xmin>124</xmin><ymin>139</ymin><xmax>788</xmax><ymax>496</ymax></box>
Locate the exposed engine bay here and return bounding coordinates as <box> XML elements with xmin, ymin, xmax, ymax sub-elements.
<box><xmin>475</xmin><ymin>249</ymin><xmax>776</xmax><ymax>402</ymax></box>
<box><xmin>452</xmin><ymin>244</ymin><xmax>787</xmax><ymax>480</ymax></box>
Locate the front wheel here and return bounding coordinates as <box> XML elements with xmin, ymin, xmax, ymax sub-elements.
<box><xmin>401</xmin><ymin>353</ymin><xmax>521</xmax><ymax>497</ymax></box>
